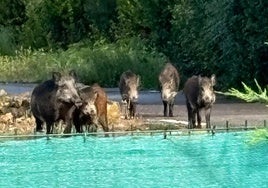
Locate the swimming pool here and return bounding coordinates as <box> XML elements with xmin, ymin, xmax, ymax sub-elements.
<box><xmin>0</xmin><ymin>131</ymin><xmax>267</xmax><ymax>188</ymax></box>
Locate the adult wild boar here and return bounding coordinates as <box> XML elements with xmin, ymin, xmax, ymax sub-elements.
<box><xmin>73</xmin><ymin>83</ymin><xmax>109</xmax><ymax>136</ymax></box>
<box><xmin>159</xmin><ymin>63</ymin><xmax>180</xmax><ymax>117</ymax></box>
<box><xmin>30</xmin><ymin>71</ymin><xmax>82</xmax><ymax>134</ymax></box>
<box><xmin>184</xmin><ymin>75</ymin><xmax>216</xmax><ymax>129</ymax></box>
<box><xmin>119</xmin><ymin>70</ymin><xmax>140</xmax><ymax>119</ymax></box>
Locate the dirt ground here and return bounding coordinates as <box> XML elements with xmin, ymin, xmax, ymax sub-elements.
<box><xmin>137</xmin><ymin>94</ymin><xmax>268</xmax><ymax>129</ymax></box>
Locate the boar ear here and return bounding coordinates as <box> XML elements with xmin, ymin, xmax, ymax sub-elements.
<box><xmin>69</xmin><ymin>70</ymin><xmax>78</xmax><ymax>80</ymax></box>
<box><xmin>170</xmin><ymin>91</ymin><xmax>178</xmax><ymax>98</ymax></box>
<box><xmin>137</xmin><ymin>75</ymin><xmax>140</xmax><ymax>86</ymax></box>
<box><xmin>169</xmin><ymin>79</ymin><xmax>174</xmax><ymax>85</ymax></box>
<box><xmin>52</xmin><ymin>72</ymin><xmax>61</xmax><ymax>82</ymax></box>
<box><xmin>211</xmin><ymin>74</ymin><xmax>216</xmax><ymax>86</ymax></box>
<box><xmin>93</xmin><ymin>91</ymin><xmax>98</xmax><ymax>101</ymax></box>
<box><xmin>198</xmin><ymin>75</ymin><xmax>202</xmax><ymax>85</ymax></box>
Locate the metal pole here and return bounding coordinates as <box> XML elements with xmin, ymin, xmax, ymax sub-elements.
<box><xmin>163</xmin><ymin>129</ymin><xmax>167</xmax><ymax>139</ymax></box>
<box><xmin>226</xmin><ymin>121</ymin><xmax>229</xmax><ymax>132</ymax></box>
<box><xmin>83</xmin><ymin>132</ymin><xmax>86</xmax><ymax>143</ymax></box>
<box><xmin>112</xmin><ymin>124</ymin><xmax>115</xmax><ymax>137</ymax></box>
<box><xmin>211</xmin><ymin>125</ymin><xmax>216</xmax><ymax>136</ymax></box>
<box><xmin>150</xmin><ymin>124</ymin><xmax>152</xmax><ymax>136</ymax></box>
<box><xmin>131</xmin><ymin>124</ymin><xmax>133</xmax><ymax>136</ymax></box>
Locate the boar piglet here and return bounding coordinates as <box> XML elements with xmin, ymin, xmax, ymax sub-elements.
<box><xmin>184</xmin><ymin>75</ymin><xmax>216</xmax><ymax>129</ymax></box>
<box><xmin>159</xmin><ymin>63</ymin><xmax>180</xmax><ymax>117</ymax></box>
<box><xmin>73</xmin><ymin>83</ymin><xmax>109</xmax><ymax>136</ymax></box>
<box><xmin>30</xmin><ymin>71</ymin><xmax>82</xmax><ymax>134</ymax></box>
<box><xmin>119</xmin><ymin>70</ymin><xmax>140</xmax><ymax>119</ymax></box>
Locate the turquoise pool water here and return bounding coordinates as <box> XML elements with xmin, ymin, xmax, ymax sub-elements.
<box><xmin>0</xmin><ymin>132</ymin><xmax>267</xmax><ymax>188</ymax></box>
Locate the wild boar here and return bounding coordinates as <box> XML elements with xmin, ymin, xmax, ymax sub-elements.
<box><xmin>184</xmin><ymin>74</ymin><xmax>216</xmax><ymax>129</ymax></box>
<box><xmin>159</xmin><ymin>63</ymin><xmax>180</xmax><ymax>117</ymax></box>
<box><xmin>119</xmin><ymin>70</ymin><xmax>140</xmax><ymax>119</ymax></box>
<box><xmin>73</xmin><ymin>83</ymin><xmax>109</xmax><ymax>136</ymax></box>
<box><xmin>30</xmin><ymin>71</ymin><xmax>82</xmax><ymax>134</ymax></box>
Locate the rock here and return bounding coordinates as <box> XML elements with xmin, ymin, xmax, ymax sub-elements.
<box><xmin>0</xmin><ymin>89</ymin><xmax>7</xmax><ymax>97</ymax></box>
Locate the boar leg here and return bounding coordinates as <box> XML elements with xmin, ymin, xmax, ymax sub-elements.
<box><xmin>169</xmin><ymin>102</ymin><xmax>174</xmax><ymax>117</ymax></box>
<box><xmin>63</xmin><ymin>106</ymin><xmax>77</xmax><ymax>134</ymax></box>
<box><xmin>187</xmin><ymin>112</ymin><xmax>194</xmax><ymax>129</ymax></box>
<box><xmin>125</xmin><ymin>100</ymin><xmax>130</xmax><ymax>119</ymax></box>
<box><xmin>98</xmin><ymin>116</ymin><xmax>109</xmax><ymax>137</ymax></box>
<box><xmin>63</xmin><ymin>116</ymin><xmax>74</xmax><ymax>134</ymax></box>
<box><xmin>163</xmin><ymin>101</ymin><xmax>168</xmax><ymax>117</ymax></box>
<box><xmin>72</xmin><ymin>108</ymin><xmax>82</xmax><ymax>133</ymax></box>
<box><xmin>205</xmin><ymin>108</ymin><xmax>211</xmax><ymax>129</ymax></box>
<box><xmin>196</xmin><ymin>109</ymin><xmax>202</xmax><ymax>129</ymax></box>
<box><xmin>46</xmin><ymin>121</ymin><xmax>54</xmax><ymax>134</ymax></box>
<box><xmin>186</xmin><ymin>102</ymin><xmax>195</xmax><ymax>129</ymax></box>
<box><xmin>192</xmin><ymin>110</ymin><xmax>197</xmax><ymax>129</ymax></box>
<box><xmin>63</xmin><ymin>120</ymin><xmax>73</xmax><ymax>134</ymax></box>
<box><xmin>129</xmin><ymin>102</ymin><xmax>137</xmax><ymax>119</ymax></box>
<box><xmin>73</xmin><ymin>112</ymin><xmax>82</xmax><ymax>133</ymax></box>
<box><xmin>129</xmin><ymin>102</ymin><xmax>133</xmax><ymax>118</ymax></box>
<box><xmin>88</xmin><ymin>124</ymin><xmax>98</xmax><ymax>134</ymax></box>
<box><xmin>35</xmin><ymin>117</ymin><xmax>43</xmax><ymax>132</ymax></box>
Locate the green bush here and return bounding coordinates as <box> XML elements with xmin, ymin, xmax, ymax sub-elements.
<box><xmin>2</xmin><ymin>0</ymin><xmax>268</xmax><ymax>90</ymax></box>
<box><xmin>0</xmin><ymin>27</ymin><xmax>17</xmax><ymax>55</ymax></box>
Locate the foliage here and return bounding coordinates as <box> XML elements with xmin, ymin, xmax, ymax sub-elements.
<box><xmin>21</xmin><ymin>0</ymin><xmax>117</xmax><ymax>49</ymax></box>
<box><xmin>0</xmin><ymin>0</ymin><xmax>26</xmax><ymax>55</ymax></box>
<box><xmin>169</xmin><ymin>0</ymin><xmax>268</xmax><ymax>89</ymax></box>
<box><xmin>217</xmin><ymin>79</ymin><xmax>268</xmax><ymax>104</ymax></box>
<box><xmin>0</xmin><ymin>27</ymin><xmax>17</xmax><ymax>55</ymax></box>
<box><xmin>1</xmin><ymin>0</ymin><xmax>268</xmax><ymax>90</ymax></box>
<box><xmin>247</xmin><ymin>128</ymin><xmax>268</xmax><ymax>145</ymax></box>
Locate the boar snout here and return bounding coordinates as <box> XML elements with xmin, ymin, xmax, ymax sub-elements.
<box><xmin>82</xmin><ymin>105</ymin><xmax>97</xmax><ymax>116</ymax></box>
<box><xmin>130</xmin><ymin>96</ymin><xmax>138</xmax><ymax>103</ymax></box>
<box><xmin>200</xmin><ymin>90</ymin><xmax>215</xmax><ymax>105</ymax></box>
<box><xmin>161</xmin><ymin>90</ymin><xmax>177</xmax><ymax>102</ymax></box>
<box><xmin>70</xmin><ymin>94</ymin><xmax>82</xmax><ymax>107</ymax></box>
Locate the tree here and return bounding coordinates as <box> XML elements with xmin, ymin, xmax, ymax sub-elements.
<box><xmin>0</xmin><ymin>0</ymin><xmax>26</xmax><ymax>55</ymax></box>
